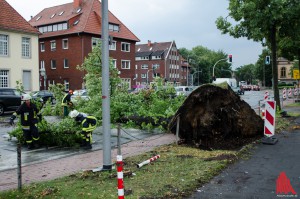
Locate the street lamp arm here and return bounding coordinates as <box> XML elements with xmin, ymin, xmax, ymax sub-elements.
<box><xmin>212</xmin><ymin>58</ymin><xmax>228</xmax><ymax>77</ymax></box>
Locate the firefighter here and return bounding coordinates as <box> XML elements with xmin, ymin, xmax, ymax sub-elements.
<box><xmin>61</xmin><ymin>90</ymin><xmax>73</xmax><ymax>117</ymax></box>
<box><xmin>69</xmin><ymin>110</ymin><xmax>97</xmax><ymax>149</ymax></box>
<box><xmin>9</xmin><ymin>94</ymin><xmax>42</xmax><ymax>149</ymax></box>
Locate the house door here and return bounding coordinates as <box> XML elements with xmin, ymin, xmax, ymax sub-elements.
<box><xmin>23</xmin><ymin>70</ymin><xmax>31</xmax><ymax>91</ymax></box>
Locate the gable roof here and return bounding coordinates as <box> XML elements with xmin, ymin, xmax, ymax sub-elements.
<box><xmin>136</xmin><ymin>41</ymin><xmax>173</xmax><ymax>57</ymax></box>
<box><xmin>29</xmin><ymin>0</ymin><xmax>139</xmax><ymax>41</ymax></box>
<box><xmin>0</xmin><ymin>0</ymin><xmax>39</xmax><ymax>34</ymax></box>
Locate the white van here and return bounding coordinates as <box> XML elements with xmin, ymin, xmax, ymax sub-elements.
<box><xmin>213</xmin><ymin>78</ymin><xmax>237</xmax><ymax>88</ymax></box>
<box><xmin>174</xmin><ymin>86</ymin><xmax>194</xmax><ymax>96</ymax></box>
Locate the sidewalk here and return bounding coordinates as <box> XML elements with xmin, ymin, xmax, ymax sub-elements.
<box><xmin>0</xmin><ymin>133</ymin><xmax>176</xmax><ymax>192</ymax></box>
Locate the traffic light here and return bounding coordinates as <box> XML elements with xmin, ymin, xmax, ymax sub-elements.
<box><xmin>265</xmin><ymin>56</ymin><xmax>270</xmax><ymax>65</ymax></box>
<box><xmin>228</xmin><ymin>54</ymin><xmax>232</xmax><ymax>63</ymax></box>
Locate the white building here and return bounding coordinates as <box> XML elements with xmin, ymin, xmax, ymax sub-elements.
<box><xmin>0</xmin><ymin>0</ymin><xmax>40</xmax><ymax>91</ymax></box>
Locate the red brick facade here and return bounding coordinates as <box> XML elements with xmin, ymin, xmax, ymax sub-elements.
<box><xmin>29</xmin><ymin>0</ymin><xmax>139</xmax><ymax>91</ymax></box>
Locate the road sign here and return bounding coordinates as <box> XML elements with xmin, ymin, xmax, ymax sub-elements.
<box><xmin>264</xmin><ymin>101</ymin><xmax>276</xmax><ymax>137</ymax></box>
<box><xmin>293</xmin><ymin>69</ymin><xmax>299</xmax><ymax>80</ymax></box>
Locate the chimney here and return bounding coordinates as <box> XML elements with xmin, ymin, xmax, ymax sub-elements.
<box><xmin>74</xmin><ymin>0</ymin><xmax>82</xmax><ymax>8</ymax></box>
<box><xmin>147</xmin><ymin>40</ymin><xmax>151</xmax><ymax>47</ymax></box>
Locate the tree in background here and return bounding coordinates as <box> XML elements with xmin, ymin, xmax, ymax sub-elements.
<box><xmin>179</xmin><ymin>46</ymin><xmax>232</xmax><ymax>85</ymax></box>
<box><xmin>216</xmin><ymin>0</ymin><xmax>300</xmax><ymax>110</ymax></box>
<box><xmin>254</xmin><ymin>49</ymin><xmax>273</xmax><ymax>87</ymax></box>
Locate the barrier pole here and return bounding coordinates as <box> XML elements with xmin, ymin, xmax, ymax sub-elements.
<box><xmin>137</xmin><ymin>155</ymin><xmax>160</xmax><ymax>168</ymax></box>
<box><xmin>176</xmin><ymin>116</ymin><xmax>180</xmax><ymax>145</ymax></box>
<box><xmin>116</xmin><ymin>155</ymin><xmax>124</xmax><ymax>199</ymax></box>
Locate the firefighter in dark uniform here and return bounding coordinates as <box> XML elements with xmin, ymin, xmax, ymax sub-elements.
<box><xmin>61</xmin><ymin>90</ymin><xmax>73</xmax><ymax>117</ymax></box>
<box><xmin>9</xmin><ymin>94</ymin><xmax>42</xmax><ymax>149</ymax></box>
<box><xmin>69</xmin><ymin>110</ymin><xmax>97</xmax><ymax>149</ymax></box>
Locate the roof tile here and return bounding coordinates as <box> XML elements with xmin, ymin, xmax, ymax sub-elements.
<box><xmin>0</xmin><ymin>0</ymin><xmax>39</xmax><ymax>34</ymax></box>
<box><xmin>29</xmin><ymin>0</ymin><xmax>139</xmax><ymax>41</ymax></box>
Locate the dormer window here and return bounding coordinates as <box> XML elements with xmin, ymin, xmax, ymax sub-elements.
<box><xmin>59</xmin><ymin>11</ymin><xmax>64</xmax><ymax>16</ymax></box>
<box><xmin>76</xmin><ymin>8</ymin><xmax>82</xmax><ymax>13</ymax></box>
<box><xmin>50</xmin><ymin>14</ymin><xmax>56</xmax><ymax>19</ymax></box>
<box><xmin>36</xmin><ymin>16</ymin><xmax>42</xmax><ymax>21</ymax></box>
<box><xmin>74</xmin><ymin>20</ymin><xmax>79</xmax><ymax>25</ymax></box>
<box><xmin>109</xmin><ymin>23</ymin><xmax>120</xmax><ymax>32</ymax></box>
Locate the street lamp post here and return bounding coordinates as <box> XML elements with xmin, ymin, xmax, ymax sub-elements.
<box><xmin>191</xmin><ymin>70</ymin><xmax>202</xmax><ymax>86</ymax></box>
<box><xmin>212</xmin><ymin>58</ymin><xmax>228</xmax><ymax>80</ymax></box>
<box><xmin>39</xmin><ymin>68</ymin><xmax>47</xmax><ymax>90</ymax></box>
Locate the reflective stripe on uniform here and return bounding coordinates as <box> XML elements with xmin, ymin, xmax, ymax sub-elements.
<box><xmin>22</xmin><ymin>126</ymin><xmax>30</xmax><ymax>130</ymax></box>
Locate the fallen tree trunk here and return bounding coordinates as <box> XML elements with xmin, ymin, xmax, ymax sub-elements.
<box><xmin>168</xmin><ymin>83</ymin><xmax>264</xmax><ymax>150</ymax></box>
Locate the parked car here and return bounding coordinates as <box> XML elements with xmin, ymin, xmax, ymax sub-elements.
<box><xmin>174</xmin><ymin>86</ymin><xmax>194</xmax><ymax>96</ymax></box>
<box><xmin>0</xmin><ymin>88</ymin><xmax>23</xmax><ymax>115</ymax></box>
<box><xmin>232</xmin><ymin>87</ymin><xmax>244</xmax><ymax>95</ymax></box>
<box><xmin>71</xmin><ymin>89</ymin><xmax>90</xmax><ymax>102</ymax></box>
<box><xmin>31</xmin><ymin>90</ymin><xmax>55</xmax><ymax>104</ymax></box>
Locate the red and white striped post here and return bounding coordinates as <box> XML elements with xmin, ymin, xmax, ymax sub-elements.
<box><xmin>264</xmin><ymin>100</ymin><xmax>276</xmax><ymax>137</ymax></box>
<box><xmin>264</xmin><ymin>91</ymin><xmax>269</xmax><ymax>101</ymax></box>
<box><xmin>288</xmin><ymin>88</ymin><xmax>292</xmax><ymax>98</ymax></box>
<box><xmin>294</xmin><ymin>88</ymin><xmax>298</xmax><ymax>96</ymax></box>
<box><xmin>137</xmin><ymin>155</ymin><xmax>160</xmax><ymax>168</ymax></box>
<box><xmin>116</xmin><ymin>155</ymin><xmax>124</xmax><ymax>199</ymax></box>
<box><xmin>282</xmin><ymin>88</ymin><xmax>287</xmax><ymax>100</ymax></box>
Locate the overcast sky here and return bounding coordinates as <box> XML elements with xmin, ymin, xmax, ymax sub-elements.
<box><xmin>6</xmin><ymin>0</ymin><xmax>263</xmax><ymax>69</ymax></box>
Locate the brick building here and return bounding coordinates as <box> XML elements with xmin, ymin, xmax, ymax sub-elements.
<box><xmin>29</xmin><ymin>0</ymin><xmax>139</xmax><ymax>90</ymax></box>
<box><xmin>135</xmin><ymin>40</ymin><xmax>189</xmax><ymax>87</ymax></box>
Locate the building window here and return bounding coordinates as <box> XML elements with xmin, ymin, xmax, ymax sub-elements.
<box><xmin>92</xmin><ymin>37</ymin><xmax>101</xmax><ymax>49</ymax></box>
<box><xmin>0</xmin><ymin>70</ymin><xmax>9</xmax><ymax>87</ymax></box>
<box><xmin>111</xmin><ymin>59</ymin><xmax>117</xmax><ymax>68</ymax></box>
<box><xmin>62</xmin><ymin>39</ymin><xmax>68</xmax><ymax>49</ymax></box>
<box><xmin>40</xmin><ymin>42</ymin><xmax>45</xmax><ymax>52</ymax></box>
<box><xmin>22</xmin><ymin>37</ymin><xmax>30</xmax><ymax>58</ymax></box>
<box><xmin>64</xmin><ymin>59</ymin><xmax>69</xmax><ymax>68</ymax></box>
<box><xmin>280</xmin><ymin>67</ymin><xmax>286</xmax><ymax>78</ymax></box>
<box><xmin>38</xmin><ymin>23</ymin><xmax>68</xmax><ymax>33</ymax></box>
<box><xmin>121</xmin><ymin>60</ymin><xmax>130</xmax><ymax>69</ymax></box>
<box><xmin>64</xmin><ymin>80</ymin><xmax>69</xmax><ymax>91</ymax></box>
<box><xmin>0</xmin><ymin>34</ymin><xmax>8</xmax><ymax>56</ymax></box>
<box><xmin>121</xmin><ymin>78</ymin><xmax>131</xmax><ymax>90</ymax></box>
<box><xmin>51</xmin><ymin>59</ymin><xmax>56</xmax><ymax>69</ymax></box>
<box><xmin>152</xmin><ymin>64</ymin><xmax>160</xmax><ymax>69</ymax></box>
<box><xmin>109</xmin><ymin>41</ymin><xmax>116</xmax><ymax>50</ymax></box>
<box><xmin>50</xmin><ymin>40</ymin><xmax>56</xmax><ymax>51</ymax></box>
<box><xmin>141</xmin><ymin>64</ymin><xmax>148</xmax><ymax>69</ymax></box>
<box><xmin>109</xmin><ymin>23</ymin><xmax>120</xmax><ymax>32</ymax></box>
<box><xmin>141</xmin><ymin>74</ymin><xmax>147</xmax><ymax>79</ymax></box>
<box><xmin>121</xmin><ymin>42</ymin><xmax>130</xmax><ymax>52</ymax></box>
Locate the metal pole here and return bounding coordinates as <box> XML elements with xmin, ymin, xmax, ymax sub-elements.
<box><xmin>212</xmin><ymin>58</ymin><xmax>228</xmax><ymax>78</ymax></box>
<box><xmin>17</xmin><ymin>143</ymin><xmax>22</xmax><ymax>190</ymax></box>
<box><xmin>95</xmin><ymin>0</ymin><xmax>112</xmax><ymax>171</ymax></box>
<box><xmin>176</xmin><ymin>116</ymin><xmax>180</xmax><ymax>145</ymax></box>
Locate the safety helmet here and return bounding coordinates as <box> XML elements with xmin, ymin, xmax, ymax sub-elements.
<box><xmin>69</xmin><ymin>110</ymin><xmax>79</xmax><ymax>118</ymax></box>
<box><xmin>22</xmin><ymin>94</ymin><xmax>32</xmax><ymax>101</ymax></box>
<box><xmin>69</xmin><ymin>90</ymin><xmax>73</xmax><ymax>95</ymax></box>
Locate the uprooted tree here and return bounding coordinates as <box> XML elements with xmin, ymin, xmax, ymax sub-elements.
<box><xmin>168</xmin><ymin>83</ymin><xmax>264</xmax><ymax>150</ymax></box>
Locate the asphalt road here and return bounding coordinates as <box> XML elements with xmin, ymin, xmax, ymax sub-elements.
<box><xmin>186</xmin><ymin>107</ymin><xmax>300</xmax><ymax>199</ymax></box>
